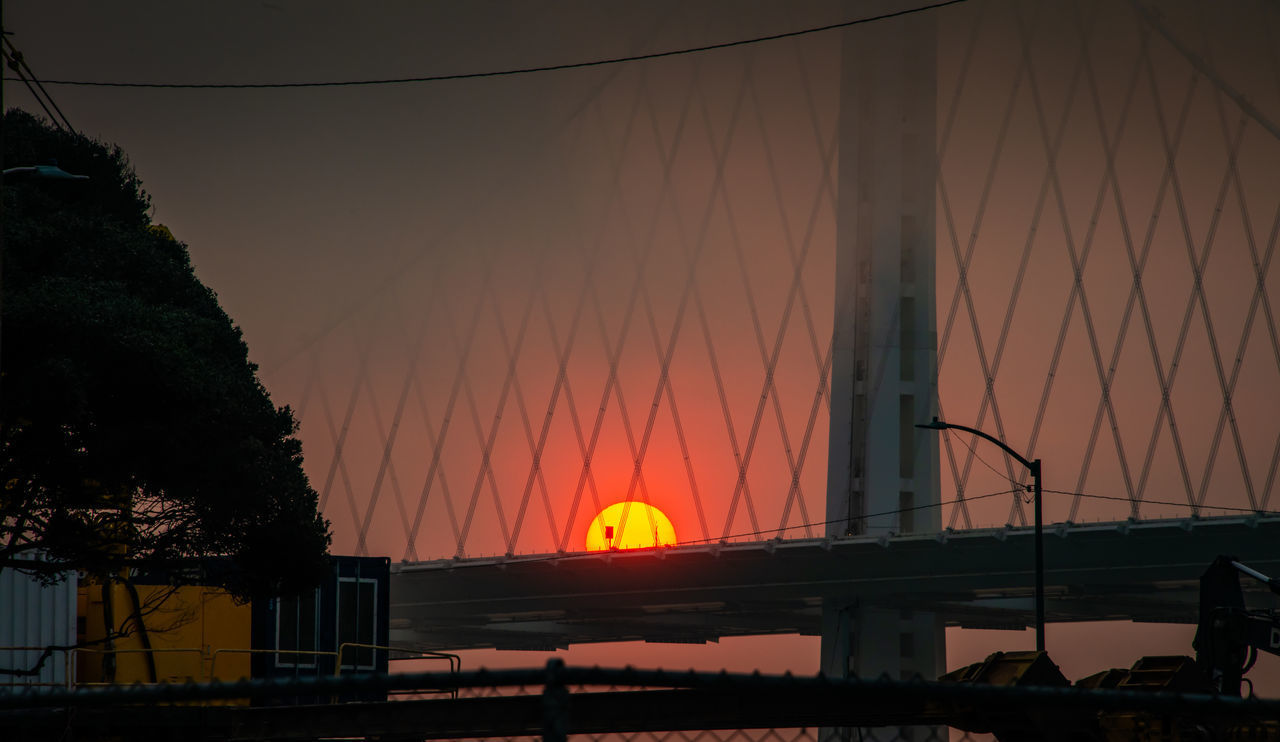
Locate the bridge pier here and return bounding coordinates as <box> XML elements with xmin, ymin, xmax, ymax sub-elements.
<box><xmin>823</xmin><ymin>8</ymin><xmax>942</xmax><ymax>737</ymax></box>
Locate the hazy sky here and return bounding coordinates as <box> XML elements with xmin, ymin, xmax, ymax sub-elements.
<box><xmin>6</xmin><ymin>0</ymin><xmax>1280</xmax><ymax>693</ymax></box>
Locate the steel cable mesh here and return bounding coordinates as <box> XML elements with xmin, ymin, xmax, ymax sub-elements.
<box><xmin>272</xmin><ymin>7</ymin><xmax>840</xmax><ymax>559</ymax></box>
<box><xmin>429</xmin><ymin>728</ymin><xmax>972</xmax><ymax>742</ymax></box>
<box><xmin>933</xmin><ymin>0</ymin><xmax>1280</xmax><ymax>529</ymax></box>
<box><xmin>555</xmin><ymin>731</ymin><xmax>950</xmax><ymax>742</ymax></box>
<box><xmin>254</xmin><ymin>0</ymin><xmax>1280</xmax><ymax>561</ymax></box>
<box><xmin>431</xmin><ymin>728</ymin><xmax>970</xmax><ymax>742</ymax></box>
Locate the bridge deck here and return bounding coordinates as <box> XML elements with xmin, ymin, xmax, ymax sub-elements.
<box><xmin>390</xmin><ymin>515</ymin><xmax>1280</xmax><ymax>651</ymax></box>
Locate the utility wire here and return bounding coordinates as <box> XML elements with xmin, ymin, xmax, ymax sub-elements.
<box><xmin>430</xmin><ymin>486</ymin><xmax>1277</xmax><ymax>565</ymax></box>
<box><xmin>3</xmin><ymin>48</ymin><xmax>61</xmax><ymax>131</ymax></box>
<box><xmin>678</xmin><ymin>488</ymin><xmax>1023</xmax><ymax>546</ymax></box>
<box><xmin>1042</xmin><ymin>488</ymin><xmax>1280</xmax><ymax>516</ymax></box>
<box><xmin>2</xmin><ymin>37</ymin><xmax>76</xmax><ymax>134</ymax></box>
<box><xmin>442</xmin><ymin>488</ymin><xmax>1023</xmax><ymax>566</ymax></box>
<box><xmin>942</xmin><ymin>428</ymin><xmax>1024</xmax><ymax>488</ymax></box>
<box><xmin>2</xmin><ymin>0</ymin><xmax>969</xmax><ymax>90</ymax></box>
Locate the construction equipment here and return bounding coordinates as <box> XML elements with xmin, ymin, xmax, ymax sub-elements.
<box><xmin>1194</xmin><ymin>555</ymin><xmax>1280</xmax><ymax>697</ymax></box>
<box><xmin>942</xmin><ymin>555</ymin><xmax>1280</xmax><ymax>740</ymax></box>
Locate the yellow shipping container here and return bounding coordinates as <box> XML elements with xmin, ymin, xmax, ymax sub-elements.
<box><xmin>78</xmin><ymin>580</ymin><xmax>251</xmax><ymax>688</ymax></box>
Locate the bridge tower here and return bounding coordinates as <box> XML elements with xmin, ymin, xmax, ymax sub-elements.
<box><xmin>823</xmin><ymin>9</ymin><xmax>944</xmax><ymax>691</ymax></box>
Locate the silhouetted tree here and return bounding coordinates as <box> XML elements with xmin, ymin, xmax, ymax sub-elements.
<box><xmin>1</xmin><ymin>109</ymin><xmax>331</xmax><ymax>599</ymax></box>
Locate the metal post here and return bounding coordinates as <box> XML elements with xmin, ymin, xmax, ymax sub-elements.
<box><xmin>542</xmin><ymin>658</ymin><xmax>568</xmax><ymax>742</ymax></box>
<box><xmin>916</xmin><ymin>419</ymin><xmax>1047</xmax><ymax>653</ymax></box>
<box><xmin>1032</xmin><ymin>459</ymin><xmax>1044</xmax><ymax>652</ymax></box>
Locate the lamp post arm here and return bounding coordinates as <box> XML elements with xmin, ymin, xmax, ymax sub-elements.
<box><xmin>915</xmin><ymin>417</ymin><xmax>1045</xmax><ymax>651</ymax></box>
<box><xmin>931</xmin><ymin>421</ymin><xmax>1035</xmax><ymax>472</ymax></box>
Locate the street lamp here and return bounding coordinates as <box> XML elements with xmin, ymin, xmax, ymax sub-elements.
<box><xmin>2</xmin><ymin>164</ymin><xmax>90</xmax><ymax>181</ymax></box>
<box><xmin>916</xmin><ymin>416</ymin><xmax>1046</xmax><ymax>652</ymax></box>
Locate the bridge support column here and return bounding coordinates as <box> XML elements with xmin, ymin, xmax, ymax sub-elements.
<box><xmin>823</xmin><ymin>7</ymin><xmax>943</xmax><ymax>738</ymax></box>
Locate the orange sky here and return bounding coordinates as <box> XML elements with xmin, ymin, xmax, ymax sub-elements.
<box><xmin>7</xmin><ymin>0</ymin><xmax>1279</xmax><ymax>697</ymax></box>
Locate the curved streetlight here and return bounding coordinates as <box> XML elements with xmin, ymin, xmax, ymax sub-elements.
<box><xmin>3</xmin><ymin>164</ymin><xmax>90</xmax><ymax>181</ymax></box>
<box><xmin>916</xmin><ymin>416</ymin><xmax>1045</xmax><ymax>652</ymax></box>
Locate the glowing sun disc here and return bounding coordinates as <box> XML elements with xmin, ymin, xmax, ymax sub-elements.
<box><xmin>585</xmin><ymin>502</ymin><xmax>677</xmax><ymax>551</ymax></box>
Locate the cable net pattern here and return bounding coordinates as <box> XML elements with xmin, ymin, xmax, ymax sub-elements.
<box><xmin>442</xmin><ymin>729</ymin><xmax>967</xmax><ymax>742</ymax></box>
<box><xmin>258</xmin><ymin>0</ymin><xmax>1280</xmax><ymax>561</ymax></box>
<box><xmin>934</xmin><ymin>0</ymin><xmax>1280</xmax><ymax>529</ymax></box>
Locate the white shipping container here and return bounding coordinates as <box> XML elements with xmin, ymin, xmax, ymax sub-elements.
<box><xmin>0</xmin><ymin>559</ymin><xmax>77</xmax><ymax>690</ymax></box>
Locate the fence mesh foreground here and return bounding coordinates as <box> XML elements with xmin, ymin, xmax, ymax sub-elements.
<box><xmin>4</xmin><ymin>662</ymin><xmax>1277</xmax><ymax>741</ymax></box>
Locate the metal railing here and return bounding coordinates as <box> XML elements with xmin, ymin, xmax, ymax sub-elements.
<box><xmin>207</xmin><ymin>647</ymin><xmax>337</xmax><ymax>680</ymax></box>
<box><xmin>69</xmin><ymin>646</ymin><xmax>209</xmax><ymax>688</ymax></box>
<box><xmin>336</xmin><ymin>642</ymin><xmax>461</xmax><ymax>698</ymax></box>
<box><xmin>2</xmin><ymin>643</ymin><xmax>461</xmax><ymax>691</ymax></box>
<box><xmin>0</xmin><ymin>645</ymin><xmax>72</xmax><ymax>689</ymax></box>
<box><xmin>335</xmin><ymin>642</ymin><xmax>459</xmax><ymax>674</ymax></box>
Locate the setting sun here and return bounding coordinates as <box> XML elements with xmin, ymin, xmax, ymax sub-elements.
<box><xmin>585</xmin><ymin>502</ymin><xmax>677</xmax><ymax>551</ymax></box>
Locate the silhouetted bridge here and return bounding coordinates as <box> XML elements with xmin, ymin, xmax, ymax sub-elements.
<box><xmin>390</xmin><ymin>514</ymin><xmax>1280</xmax><ymax>650</ymax></box>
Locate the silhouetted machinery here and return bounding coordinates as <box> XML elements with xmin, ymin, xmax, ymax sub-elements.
<box><xmin>941</xmin><ymin>555</ymin><xmax>1280</xmax><ymax>740</ymax></box>
<box><xmin>1195</xmin><ymin>556</ymin><xmax>1280</xmax><ymax>698</ymax></box>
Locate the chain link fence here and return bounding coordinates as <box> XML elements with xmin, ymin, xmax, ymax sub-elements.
<box><xmin>437</xmin><ymin>680</ymin><xmax>982</xmax><ymax>742</ymax></box>
<box><xmin>448</xmin><ymin>726</ymin><xmax>984</xmax><ymax>742</ymax></box>
<box><xmin>459</xmin><ymin>729</ymin><xmax>983</xmax><ymax>742</ymax></box>
<box><xmin>4</xmin><ymin>662</ymin><xmax>1276</xmax><ymax>740</ymax></box>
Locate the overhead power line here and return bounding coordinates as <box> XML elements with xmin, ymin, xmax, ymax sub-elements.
<box><xmin>2</xmin><ymin>0</ymin><xmax>969</xmax><ymax>90</ymax></box>
<box><xmin>2</xmin><ymin>36</ymin><xmax>76</xmax><ymax>133</ymax></box>
<box><xmin>943</xmin><ymin>428</ymin><xmax>1023</xmax><ymax>487</ymax></box>
<box><xmin>678</xmin><ymin>488</ymin><xmax>1023</xmax><ymax>546</ymax></box>
<box><xmin>1043</xmin><ymin>488</ymin><xmax>1278</xmax><ymax>516</ymax></box>
<box><xmin>436</xmin><ymin>488</ymin><xmax>1024</xmax><ymax>565</ymax></box>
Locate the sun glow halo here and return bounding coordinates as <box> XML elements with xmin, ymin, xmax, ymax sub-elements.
<box><xmin>584</xmin><ymin>502</ymin><xmax>677</xmax><ymax>551</ymax></box>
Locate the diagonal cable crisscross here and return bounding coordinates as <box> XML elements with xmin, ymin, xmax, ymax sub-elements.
<box><xmin>1186</xmin><ymin>3</ymin><xmax>1279</xmax><ymax>515</ymax></box>
<box><xmin>1009</xmin><ymin>0</ymin><xmax>1146</xmax><ymax>523</ymax></box>
<box><xmin>732</xmin><ymin>37</ymin><xmax>841</xmax><ymax>538</ymax></box>
<box><xmin>1066</xmin><ymin>0</ymin><xmax>1198</xmax><ymax>522</ymax></box>
<box><xmin>553</xmin><ymin>70</ymin><xmax>671</xmax><ymax>553</ymax></box>
<box><xmin>402</xmin><ymin>254</ymin><xmax>496</xmax><ymax>559</ymax></box>
<box><xmin>611</xmin><ymin>53</ymin><xmax>759</xmax><ymax>547</ymax></box>
<box><xmin>936</xmin><ymin>0</ymin><xmax>1037</xmax><ymax>526</ymax></box>
<box><xmin>354</xmin><ymin>258</ymin><xmax>452</xmax><ymax>556</ymax></box>
<box><xmin>557</xmin><ymin>62</ymin><xmax>711</xmax><ymax>551</ymax></box>
<box><xmin>455</xmin><ymin>249</ymin><xmax>549</xmax><ymax>556</ymax></box>
<box><xmin>1135</xmin><ymin>9</ymin><xmax>1255</xmax><ymax>515</ymax></box>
